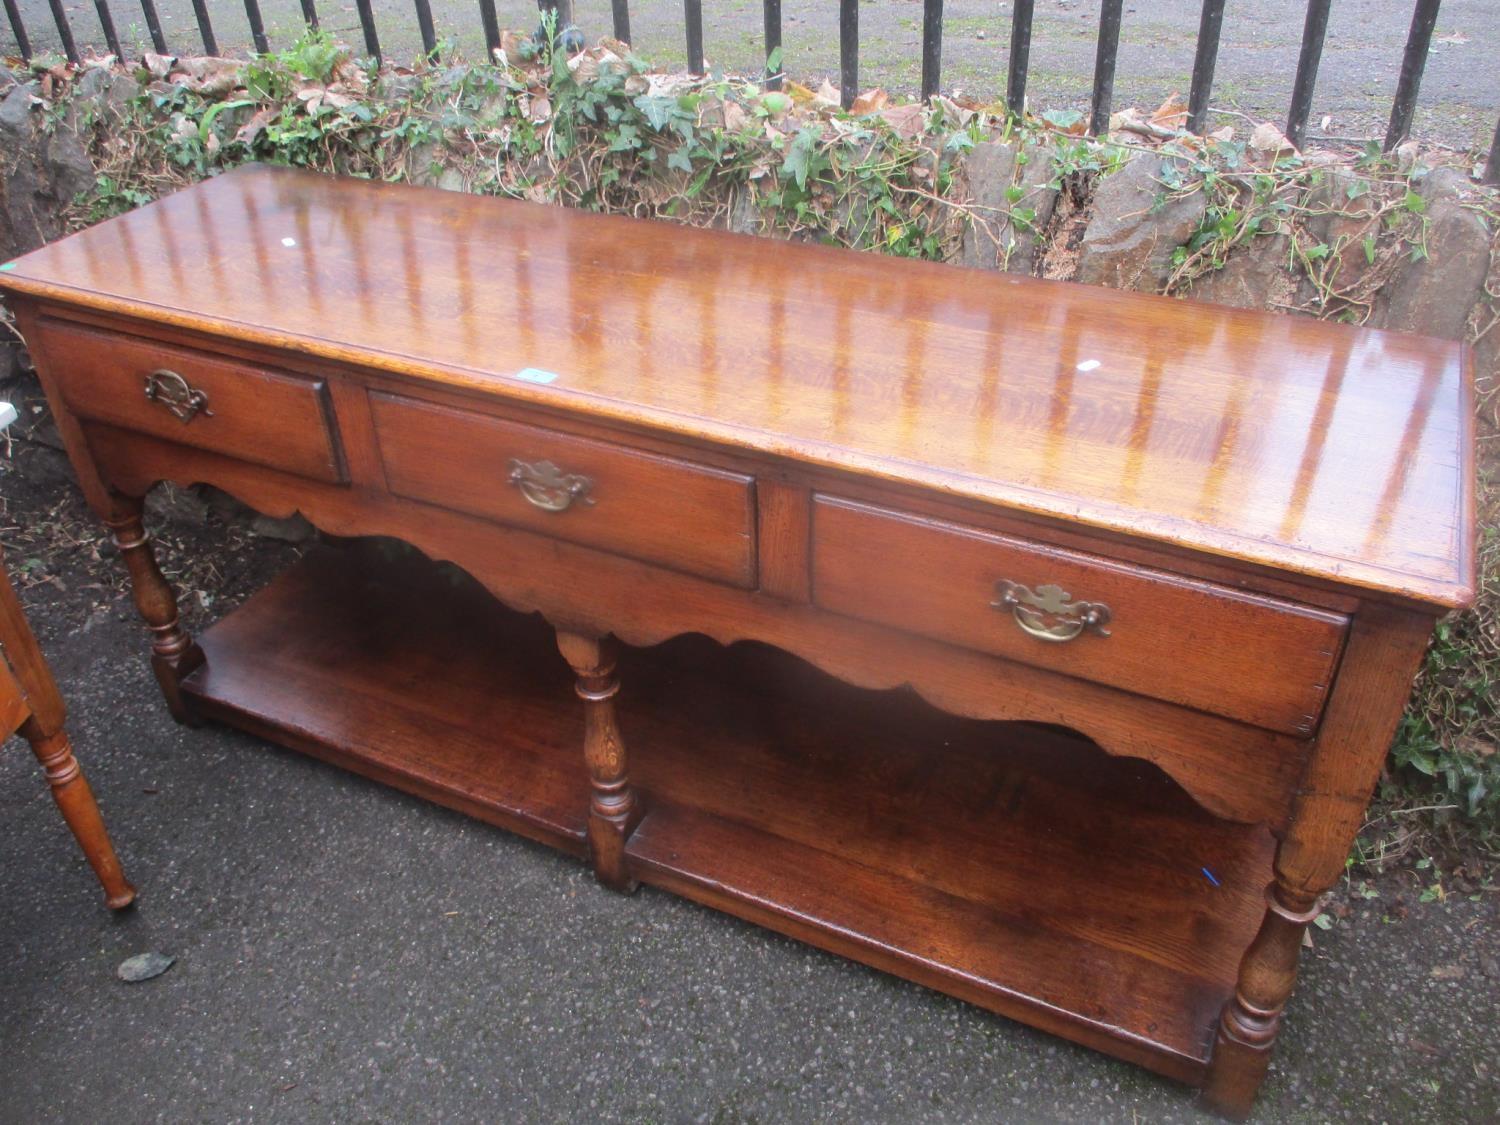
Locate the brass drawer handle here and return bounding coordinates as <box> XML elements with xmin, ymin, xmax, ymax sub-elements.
<box><xmin>507</xmin><ymin>457</ymin><xmax>595</xmax><ymax>513</ymax></box>
<box><xmin>143</xmin><ymin>369</ymin><xmax>214</xmax><ymax>423</ymax></box>
<box><xmin>992</xmin><ymin>580</ymin><xmax>1112</xmax><ymax>643</ymax></box>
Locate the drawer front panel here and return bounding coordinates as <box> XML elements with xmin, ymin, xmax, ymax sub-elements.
<box><xmin>371</xmin><ymin>392</ymin><xmax>756</xmax><ymax>588</ymax></box>
<box><xmin>811</xmin><ymin>496</ymin><xmax>1346</xmax><ymax>735</ymax></box>
<box><xmin>36</xmin><ymin>319</ymin><xmax>344</xmax><ymax>483</ymax></box>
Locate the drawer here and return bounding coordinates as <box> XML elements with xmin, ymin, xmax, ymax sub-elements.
<box><xmin>811</xmin><ymin>497</ymin><xmax>1346</xmax><ymax>735</ymax></box>
<box><xmin>370</xmin><ymin>392</ymin><xmax>756</xmax><ymax>588</ymax></box>
<box><xmin>35</xmin><ymin>319</ymin><xmax>344</xmax><ymax>483</ymax></box>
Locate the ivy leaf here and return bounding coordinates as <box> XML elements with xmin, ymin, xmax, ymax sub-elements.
<box><xmin>198</xmin><ymin>98</ymin><xmax>255</xmax><ymax>144</ymax></box>
<box><xmin>607</xmin><ymin>122</ymin><xmax>641</xmax><ymax>152</ymax></box>
<box><xmin>1041</xmin><ymin>108</ymin><xmax>1084</xmax><ymax>131</ymax></box>
<box><xmin>634</xmin><ymin>95</ymin><xmax>676</xmax><ymax>132</ymax></box>
<box><xmin>781</xmin><ymin>127</ymin><xmax>822</xmax><ymax>190</ymax></box>
<box><xmin>666</xmin><ymin>147</ymin><xmax>694</xmax><ymax>173</ymax></box>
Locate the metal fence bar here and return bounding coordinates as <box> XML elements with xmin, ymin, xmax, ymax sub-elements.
<box><xmin>611</xmin><ymin>0</ymin><xmax>630</xmax><ymax>43</ymax></box>
<box><xmin>840</xmin><ymin>0</ymin><xmax>858</xmax><ymax>108</ymax></box>
<box><xmin>1006</xmin><ymin>0</ymin><xmax>1033</xmax><ymax>117</ymax></box>
<box><xmin>2</xmin><ymin>0</ymin><xmax>30</xmax><ymax>59</ymax></box>
<box><xmin>243</xmin><ymin>0</ymin><xmax>269</xmax><ymax>53</ymax></box>
<box><xmin>92</xmin><ymin>0</ymin><xmax>123</xmax><ymax>59</ymax></box>
<box><xmin>763</xmin><ymin>0</ymin><xmax>780</xmax><ymax>89</ymax></box>
<box><xmin>414</xmin><ymin>0</ymin><xmax>438</xmax><ymax>56</ymax></box>
<box><xmin>299</xmin><ymin>0</ymin><xmax>318</xmax><ymax>30</ymax></box>
<box><xmin>1089</xmin><ymin>0</ymin><xmax>1122</xmax><ymax>134</ymax></box>
<box><xmin>45</xmin><ymin>0</ymin><xmax>79</xmax><ymax>63</ymax></box>
<box><xmin>1186</xmin><ymin>0</ymin><xmax>1225</xmax><ymax>134</ymax></box>
<box><xmin>920</xmin><ymin>0</ymin><xmax>942</xmax><ymax>101</ymax></box>
<box><xmin>1285</xmin><ymin>0</ymin><xmax>1331</xmax><ymax>147</ymax></box>
<box><xmin>1384</xmin><ymin>0</ymin><xmax>1441</xmax><ymax>150</ymax></box>
<box><xmin>684</xmin><ymin>0</ymin><xmax>704</xmax><ymax>74</ymax></box>
<box><xmin>138</xmin><ymin>0</ymin><xmax>167</xmax><ymax>53</ymax></box>
<box><xmin>189</xmin><ymin>0</ymin><xmax>217</xmax><ymax>54</ymax></box>
<box><xmin>354</xmin><ymin>0</ymin><xmax>381</xmax><ymax>63</ymax></box>
<box><xmin>1485</xmin><ymin>117</ymin><xmax>1500</xmax><ymax>186</ymax></box>
<box><xmin>478</xmin><ymin>0</ymin><xmax>500</xmax><ymax>54</ymax></box>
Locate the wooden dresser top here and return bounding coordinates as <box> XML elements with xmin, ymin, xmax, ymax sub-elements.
<box><xmin>0</xmin><ymin>164</ymin><xmax>1474</xmax><ymax>608</ymax></box>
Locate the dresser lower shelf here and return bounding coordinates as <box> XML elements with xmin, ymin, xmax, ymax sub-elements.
<box><xmin>179</xmin><ymin>546</ymin><xmax>1275</xmax><ymax>1088</ymax></box>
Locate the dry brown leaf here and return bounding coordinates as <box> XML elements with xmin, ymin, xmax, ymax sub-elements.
<box><xmin>234</xmin><ymin>106</ymin><xmax>277</xmax><ymax>145</ymax></box>
<box><xmin>143</xmin><ymin>52</ymin><xmax>176</xmax><ymax>79</ymax></box>
<box><xmin>499</xmin><ymin>30</ymin><xmax>527</xmax><ymax>61</ymax></box>
<box><xmin>1150</xmin><ymin>91</ymin><xmax>1187</xmax><ymax>128</ymax></box>
<box><xmin>849</xmin><ymin>88</ymin><xmax>889</xmax><ymax>116</ymax></box>
<box><xmin>814</xmin><ymin>79</ymin><xmax>841</xmax><ymax>109</ymax></box>
<box><xmin>784</xmin><ymin>80</ymin><xmax>817</xmax><ymax>106</ymax></box>
<box><xmin>879</xmin><ymin>103</ymin><xmax>926</xmax><ymax>141</ymax></box>
<box><xmin>723</xmin><ymin>100</ymin><xmax>749</xmax><ymax>133</ymax></box>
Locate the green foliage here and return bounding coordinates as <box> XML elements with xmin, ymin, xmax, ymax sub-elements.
<box><xmin>81</xmin><ymin>28</ymin><xmax>961</xmax><ymax>256</ymax></box>
<box><xmin>243</xmin><ymin>28</ymin><xmax>346</xmax><ymax>99</ymax></box>
<box><xmin>86</xmin><ymin>174</ymin><xmax>152</xmax><ymax>221</ymax></box>
<box><xmin>1394</xmin><ymin>608</ymin><xmax>1500</xmax><ymax>827</ymax></box>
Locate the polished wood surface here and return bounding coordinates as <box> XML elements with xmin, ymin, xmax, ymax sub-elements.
<box><xmin>0</xmin><ymin>164</ymin><xmax>1473</xmax><ymax>607</ymax></box>
<box><xmin>812</xmin><ymin>495</ymin><xmax>1347</xmax><ymax>734</ymax></box>
<box><xmin>33</xmin><ymin>316</ymin><xmax>344</xmax><ymax>485</ymax></box>
<box><xmin>181</xmin><ymin>547</ymin><xmax>1276</xmax><ymax>1084</ymax></box>
<box><xmin>2</xmin><ymin>166</ymin><xmax>1475</xmax><ymax>1117</ymax></box>
<box><xmin>182</xmin><ymin>549</ymin><xmax>589</xmax><ymax>856</ymax></box>
<box><xmin>0</xmin><ymin>547</ymin><xmax>136</xmax><ymax>910</ymax></box>
<box><xmin>370</xmin><ymin>390</ymin><xmax>756</xmax><ymax>587</ymax></box>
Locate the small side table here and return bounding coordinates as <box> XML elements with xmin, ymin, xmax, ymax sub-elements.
<box><xmin>1</xmin><ymin>545</ymin><xmax>136</xmax><ymax>909</ymax></box>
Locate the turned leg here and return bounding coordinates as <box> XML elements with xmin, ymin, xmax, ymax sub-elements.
<box><xmin>102</xmin><ymin>496</ymin><xmax>205</xmax><ymax>724</ymax></box>
<box><xmin>1202</xmin><ymin>607</ymin><xmax>1436</xmax><ymax>1119</ymax></box>
<box><xmin>20</xmin><ymin>716</ymin><xmax>137</xmax><ymax>910</ymax></box>
<box><xmin>555</xmin><ymin>631</ymin><xmax>641</xmax><ymax>893</ymax></box>
<box><xmin>1200</xmin><ymin>877</ymin><xmax>1322</xmax><ymax>1118</ymax></box>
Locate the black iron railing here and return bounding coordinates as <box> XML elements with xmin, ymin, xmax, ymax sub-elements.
<box><xmin>3</xmin><ymin>0</ymin><xmax>1496</xmax><ymax>184</ymax></box>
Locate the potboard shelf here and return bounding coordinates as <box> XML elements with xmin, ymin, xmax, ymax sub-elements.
<box><xmin>181</xmin><ymin>546</ymin><xmax>1275</xmax><ymax>1085</ymax></box>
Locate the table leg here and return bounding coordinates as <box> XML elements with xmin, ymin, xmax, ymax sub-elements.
<box><xmin>556</xmin><ymin>630</ymin><xmax>640</xmax><ymax>893</ymax></box>
<box><xmin>1200</xmin><ymin>606</ymin><xmax>1434</xmax><ymax>1118</ymax></box>
<box><xmin>102</xmin><ymin>495</ymin><xmax>204</xmax><ymax>724</ymax></box>
<box><xmin>20</xmin><ymin>716</ymin><xmax>137</xmax><ymax>910</ymax></box>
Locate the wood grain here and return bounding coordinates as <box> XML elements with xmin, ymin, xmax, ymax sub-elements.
<box><xmin>32</xmin><ymin>315</ymin><xmax>345</xmax><ymax>484</ymax></box>
<box><xmin>0</xmin><ymin>546</ymin><xmax>137</xmax><ymax>909</ymax></box>
<box><xmin>0</xmin><ymin>163</ymin><xmax>1474</xmax><ymax>607</ymax></box>
<box><xmin>812</xmin><ymin>495</ymin><xmax>1347</xmax><ymax>735</ymax></box>
<box><xmin>74</xmin><ymin>422</ymin><xmax>1312</xmax><ymax>829</ymax></box>
<box><xmin>370</xmin><ymin>389</ymin><xmax>756</xmax><ymax>588</ymax></box>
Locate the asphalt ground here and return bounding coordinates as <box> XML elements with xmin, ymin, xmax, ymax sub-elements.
<box><xmin>0</xmin><ymin>441</ymin><xmax>1497</xmax><ymax>1123</ymax></box>
<box><xmin>2</xmin><ymin>0</ymin><xmax>1497</xmax><ymax>150</ymax></box>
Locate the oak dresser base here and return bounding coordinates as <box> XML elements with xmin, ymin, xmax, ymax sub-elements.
<box><xmin>2</xmin><ymin>164</ymin><xmax>1473</xmax><ymax>1118</ymax></box>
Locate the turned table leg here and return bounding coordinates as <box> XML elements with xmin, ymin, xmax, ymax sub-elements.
<box><xmin>1201</xmin><ymin>606</ymin><xmax>1436</xmax><ymax>1119</ymax></box>
<box><xmin>102</xmin><ymin>496</ymin><xmax>205</xmax><ymax>724</ymax></box>
<box><xmin>1201</xmin><ymin>877</ymin><xmax>1321</xmax><ymax>1117</ymax></box>
<box><xmin>19</xmin><ymin>716</ymin><xmax>137</xmax><ymax>910</ymax></box>
<box><xmin>555</xmin><ymin>631</ymin><xmax>641</xmax><ymax>893</ymax></box>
